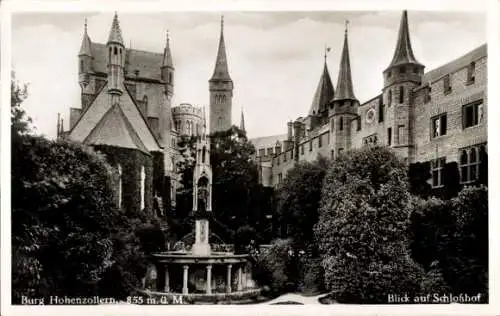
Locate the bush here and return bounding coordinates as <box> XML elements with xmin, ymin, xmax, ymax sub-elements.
<box><xmin>315</xmin><ymin>146</ymin><xmax>424</xmax><ymax>303</ymax></box>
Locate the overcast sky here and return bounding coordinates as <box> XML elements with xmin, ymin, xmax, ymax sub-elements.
<box><xmin>11</xmin><ymin>10</ymin><xmax>485</xmax><ymax>139</ymax></box>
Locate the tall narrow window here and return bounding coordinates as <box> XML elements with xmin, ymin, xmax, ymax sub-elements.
<box><xmin>202</xmin><ymin>146</ymin><xmax>206</xmax><ymax>163</ymax></box>
<box><xmin>388</xmin><ymin>90</ymin><xmax>392</xmax><ymax>106</ymax></box>
<box><xmin>431</xmin><ymin>157</ymin><xmax>446</xmax><ymax>188</ymax></box>
<box><xmin>425</xmin><ymin>86</ymin><xmax>432</xmax><ymax>103</ymax></box>
<box><xmin>117</xmin><ymin>164</ymin><xmax>122</xmax><ymax>208</ymax></box>
<box><xmin>309</xmin><ymin>141</ymin><xmax>312</xmax><ymax>152</ymax></box>
<box><xmin>378</xmin><ymin>102</ymin><xmax>384</xmax><ymax>123</ymax></box>
<box><xmin>319</xmin><ymin>135</ymin><xmax>323</xmax><ymax>148</ymax></box>
<box><xmin>80</xmin><ymin>60</ymin><xmax>84</xmax><ymax>72</ymax></box>
<box><xmin>467</xmin><ymin>62</ymin><xmax>476</xmax><ymax>84</ymax></box>
<box><xmin>140</xmin><ymin>166</ymin><xmax>146</xmax><ymax>210</ymax></box>
<box><xmin>339</xmin><ymin>117</ymin><xmax>344</xmax><ymax>131</ymax></box>
<box><xmin>331</xmin><ymin>150</ymin><xmax>334</xmax><ymax>160</ymax></box>
<box><xmin>397</xmin><ymin>125</ymin><xmax>404</xmax><ymax>144</ymax></box>
<box><xmin>387</xmin><ymin>127</ymin><xmax>392</xmax><ymax>146</ymax></box>
<box><xmin>443</xmin><ymin>75</ymin><xmax>451</xmax><ymax>94</ymax></box>
<box><xmin>399</xmin><ymin>86</ymin><xmax>404</xmax><ymax>104</ymax></box>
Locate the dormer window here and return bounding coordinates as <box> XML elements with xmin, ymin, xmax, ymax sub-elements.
<box><xmin>467</xmin><ymin>62</ymin><xmax>476</xmax><ymax>85</ymax></box>
<box><xmin>399</xmin><ymin>66</ymin><xmax>406</xmax><ymax>74</ymax></box>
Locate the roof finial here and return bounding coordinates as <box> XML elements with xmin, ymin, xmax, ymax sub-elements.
<box><xmin>324</xmin><ymin>45</ymin><xmax>331</xmax><ymax>62</ymax></box>
<box><xmin>166</xmin><ymin>30</ymin><xmax>170</xmax><ymax>44</ymax></box>
<box><xmin>345</xmin><ymin>19</ymin><xmax>349</xmax><ymax>35</ymax></box>
<box><xmin>84</xmin><ymin>18</ymin><xmax>88</xmax><ymax>33</ymax></box>
<box><xmin>221</xmin><ymin>15</ymin><xmax>224</xmax><ymax>32</ymax></box>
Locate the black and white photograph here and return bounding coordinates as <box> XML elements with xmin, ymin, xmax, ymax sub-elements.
<box><xmin>1</xmin><ymin>0</ymin><xmax>496</xmax><ymax>314</ymax></box>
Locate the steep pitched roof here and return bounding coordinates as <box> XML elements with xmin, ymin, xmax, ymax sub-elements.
<box><xmin>250</xmin><ymin>134</ymin><xmax>288</xmax><ymax>150</ymax></box>
<box><xmin>91</xmin><ymin>43</ymin><xmax>163</xmax><ymax>80</ymax></box>
<box><xmin>387</xmin><ymin>10</ymin><xmax>422</xmax><ymax>69</ymax></box>
<box><xmin>84</xmin><ymin>103</ymin><xmax>149</xmax><ymax>153</ymax></box>
<box><xmin>69</xmin><ymin>81</ymin><xmax>161</xmax><ymax>152</ymax></box>
<box><xmin>79</xmin><ymin>19</ymin><xmax>92</xmax><ymax>56</ymax></box>
<box><xmin>107</xmin><ymin>12</ymin><xmax>124</xmax><ymax>45</ymax></box>
<box><xmin>333</xmin><ymin>25</ymin><xmax>356</xmax><ymax>101</ymax></box>
<box><xmin>309</xmin><ymin>61</ymin><xmax>334</xmax><ymax>115</ymax></box>
<box><xmin>210</xmin><ymin>16</ymin><xmax>231</xmax><ymax>81</ymax></box>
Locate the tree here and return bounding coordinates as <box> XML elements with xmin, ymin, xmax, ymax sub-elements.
<box><xmin>408</xmin><ymin>162</ymin><xmax>431</xmax><ymax>198</ymax></box>
<box><xmin>11</xmin><ymin>71</ymin><xmax>33</xmax><ymax>137</ymax></box>
<box><xmin>409</xmin><ymin>186</ymin><xmax>488</xmax><ymax>301</ymax></box>
<box><xmin>276</xmin><ymin>156</ymin><xmax>330</xmax><ymax>250</ymax></box>
<box><xmin>315</xmin><ymin>146</ymin><xmax>424</xmax><ymax>303</ymax></box>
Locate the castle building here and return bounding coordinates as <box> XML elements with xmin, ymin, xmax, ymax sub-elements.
<box><xmin>60</xmin><ymin>13</ymin><xmax>233</xmax><ymax>215</ymax></box>
<box><xmin>251</xmin><ymin>11</ymin><xmax>487</xmax><ymax>188</ymax></box>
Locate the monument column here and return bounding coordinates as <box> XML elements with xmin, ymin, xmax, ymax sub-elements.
<box><xmin>206</xmin><ymin>265</ymin><xmax>212</xmax><ymax>294</ymax></box>
<box><xmin>182</xmin><ymin>265</ymin><xmax>189</xmax><ymax>294</ymax></box>
<box><xmin>237</xmin><ymin>266</ymin><xmax>243</xmax><ymax>291</ymax></box>
<box><xmin>164</xmin><ymin>265</ymin><xmax>170</xmax><ymax>292</ymax></box>
<box><xmin>226</xmin><ymin>264</ymin><xmax>232</xmax><ymax>293</ymax></box>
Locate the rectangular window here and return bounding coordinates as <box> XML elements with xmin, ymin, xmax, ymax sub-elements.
<box><xmin>397</xmin><ymin>125</ymin><xmax>404</xmax><ymax>145</ymax></box>
<box><xmin>319</xmin><ymin>135</ymin><xmax>323</xmax><ymax>148</ymax></box>
<box><xmin>284</xmin><ymin>152</ymin><xmax>287</xmax><ymax>162</ymax></box>
<box><xmin>309</xmin><ymin>141</ymin><xmax>312</xmax><ymax>152</ymax></box>
<box><xmin>443</xmin><ymin>75</ymin><xmax>451</xmax><ymax>95</ymax></box>
<box><xmin>463</xmin><ymin>101</ymin><xmax>483</xmax><ymax>128</ymax></box>
<box><xmin>431</xmin><ymin>114</ymin><xmax>447</xmax><ymax>138</ymax></box>
<box><xmin>278</xmin><ymin>173</ymin><xmax>283</xmax><ymax>185</ymax></box>
<box><xmin>290</xmin><ymin>149</ymin><xmax>294</xmax><ymax>160</ymax></box>
<box><xmin>387</xmin><ymin>127</ymin><xmax>392</xmax><ymax>146</ymax></box>
<box><xmin>467</xmin><ymin>62</ymin><xmax>476</xmax><ymax>84</ymax></box>
<box><xmin>331</xmin><ymin>150</ymin><xmax>334</xmax><ymax>160</ymax></box>
<box><xmin>431</xmin><ymin>157</ymin><xmax>446</xmax><ymax>188</ymax></box>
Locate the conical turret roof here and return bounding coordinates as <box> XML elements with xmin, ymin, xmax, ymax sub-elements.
<box><xmin>162</xmin><ymin>31</ymin><xmax>174</xmax><ymax>68</ymax></box>
<box><xmin>107</xmin><ymin>12</ymin><xmax>124</xmax><ymax>45</ymax></box>
<box><xmin>309</xmin><ymin>60</ymin><xmax>334</xmax><ymax>115</ymax></box>
<box><xmin>333</xmin><ymin>23</ymin><xmax>356</xmax><ymax>101</ymax></box>
<box><xmin>210</xmin><ymin>16</ymin><xmax>231</xmax><ymax>81</ymax></box>
<box><xmin>387</xmin><ymin>10</ymin><xmax>422</xmax><ymax>69</ymax></box>
<box><xmin>79</xmin><ymin>19</ymin><xmax>93</xmax><ymax>56</ymax></box>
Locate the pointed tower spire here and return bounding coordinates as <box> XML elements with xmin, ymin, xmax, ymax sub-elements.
<box><xmin>387</xmin><ymin>10</ymin><xmax>422</xmax><ymax>69</ymax></box>
<box><xmin>309</xmin><ymin>48</ymin><xmax>334</xmax><ymax>116</ymax></box>
<box><xmin>240</xmin><ymin>107</ymin><xmax>246</xmax><ymax>132</ymax></box>
<box><xmin>79</xmin><ymin>18</ymin><xmax>93</xmax><ymax>56</ymax></box>
<box><xmin>210</xmin><ymin>15</ymin><xmax>231</xmax><ymax>81</ymax></box>
<box><xmin>163</xmin><ymin>30</ymin><xmax>174</xmax><ymax>68</ymax></box>
<box><xmin>333</xmin><ymin>20</ymin><xmax>356</xmax><ymax>101</ymax></box>
<box><xmin>107</xmin><ymin>12</ymin><xmax>124</xmax><ymax>45</ymax></box>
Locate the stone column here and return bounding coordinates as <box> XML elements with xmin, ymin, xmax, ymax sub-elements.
<box><xmin>164</xmin><ymin>265</ymin><xmax>170</xmax><ymax>292</ymax></box>
<box><xmin>182</xmin><ymin>265</ymin><xmax>189</xmax><ymax>295</ymax></box>
<box><xmin>226</xmin><ymin>264</ymin><xmax>232</xmax><ymax>293</ymax></box>
<box><xmin>237</xmin><ymin>266</ymin><xmax>243</xmax><ymax>291</ymax></box>
<box><xmin>206</xmin><ymin>265</ymin><xmax>212</xmax><ymax>294</ymax></box>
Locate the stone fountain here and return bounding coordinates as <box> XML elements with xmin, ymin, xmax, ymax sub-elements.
<box><xmin>143</xmin><ymin>132</ymin><xmax>261</xmax><ymax>303</ymax></box>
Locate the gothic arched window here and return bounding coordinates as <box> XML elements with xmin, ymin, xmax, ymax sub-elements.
<box><xmin>114</xmin><ymin>46</ymin><xmax>118</xmax><ymax>55</ymax></box>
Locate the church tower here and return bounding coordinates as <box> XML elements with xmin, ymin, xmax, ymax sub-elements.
<box><xmin>192</xmin><ymin>119</ymin><xmax>213</xmax><ymax>256</ymax></box>
<box><xmin>78</xmin><ymin>19</ymin><xmax>95</xmax><ymax>111</ymax></box>
<box><xmin>329</xmin><ymin>21</ymin><xmax>358</xmax><ymax>156</ymax></box>
<box><xmin>106</xmin><ymin>12</ymin><xmax>125</xmax><ymax>105</ymax></box>
<box><xmin>382</xmin><ymin>10</ymin><xmax>424</xmax><ymax>160</ymax></box>
<box><xmin>308</xmin><ymin>50</ymin><xmax>334</xmax><ymax>130</ymax></box>
<box><xmin>209</xmin><ymin>16</ymin><xmax>234</xmax><ymax>134</ymax></box>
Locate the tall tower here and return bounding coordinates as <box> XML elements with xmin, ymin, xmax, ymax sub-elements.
<box><xmin>78</xmin><ymin>19</ymin><xmax>95</xmax><ymax>110</ymax></box>
<box><xmin>209</xmin><ymin>16</ymin><xmax>234</xmax><ymax>134</ymax></box>
<box><xmin>106</xmin><ymin>12</ymin><xmax>125</xmax><ymax>105</ymax></box>
<box><xmin>382</xmin><ymin>11</ymin><xmax>424</xmax><ymax>160</ymax></box>
<box><xmin>159</xmin><ymin>31</ymin><xmax>177</xmax><ymax>210</ymax></box>
<box><xmin>329</xmin><ymin>21</ymin><xmax>358</xmax><ymax>155</ymax></box>
<box><xmin>192</xmin><ymin>120</ymin><xmax>213</xmax><ymax>256</ymax></box>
